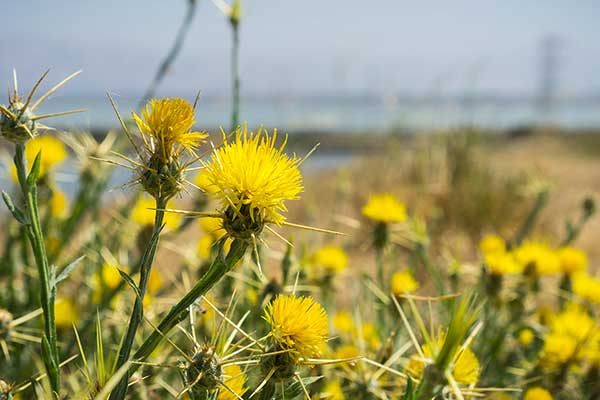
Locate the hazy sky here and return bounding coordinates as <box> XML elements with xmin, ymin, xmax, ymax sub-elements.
<box><xmin>2</xmin><ymin>1</ymin><xmax>600</xmax><ymax>99</ymax></box>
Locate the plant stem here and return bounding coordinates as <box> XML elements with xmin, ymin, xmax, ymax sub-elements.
<box><xmin>109</xmin><ymin>196</ymin><xmax>166</xmax><ymax>400</ymax></box>
<box><xmin>231</xmin><ymin>20</ymin><xmax>240</xmax><ymax>131</ymax></box>
<box><xmin>110</xmin><ymin>237</ymin><xmax>247</xmax><ymax>400</ymax></box>
<box><xmin>13</xmin><ymin>143</ymin><xmax>60</xmax><ymax>395</ymax></box>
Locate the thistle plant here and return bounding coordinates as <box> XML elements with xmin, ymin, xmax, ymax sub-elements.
<box><xmin>1</xmin><ymin>69</ymin><xmax>83</xmax><ymax>396</ymax></box>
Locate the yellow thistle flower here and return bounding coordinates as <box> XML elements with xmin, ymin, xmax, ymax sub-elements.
<box><xmin>217</xmin><ymin>364</ymin><xmax>248</xmax><ymax>400</ymax></box>
<box><xmin>132</xmin><ymin>98</ymin><xmax>207</xmax><ymax>162</ymax></box>
<box><xmin>514</xmin><ymin>241</ymin><xmax>560</xmax><ymax>275</ymax></box>
<box><xmin>10</xmin><ymin>135</ymin><xmax>67</xmax><ymax>182</ymax></box>
<box><xmin>197</xmin><ymin>235</ymin><xmax>215</xmax><ymax>259</ymax></box>
<box><xmin>360</xmin><ymin>322</ymin><xmax>381</xmax><ymax>350</ymax></box>
<box><xmin>264</xmin><ymin>294</ymin><xmax>328</xmax><ymax>358</ymax></box>
<box><xmin>199</xmin><ymin>216</ymin><xmax>226</xmax><ymax>237</ymax></box>
<box><xmin>572</xmin><ymin>272</ymin><xmax>600</xmax><ymax>303</ymax></box>
<box><xmin>406</xmin><ymin>337</ymin><xmax>480</xmax><ymax>385</ymax></box>
<box><xmin>478</xmin><ymin>233</ymin><xmax>505</xmax><ymax>255</ymax></box>
<box><xmin>50</xmin><ymin>189</ymin><xmax>68</xmax><ymax>218</ymax></box>
<box><xmin>55</xmin><ymin>298</ymin><xmax>79</xmax><ymax>329</ymax></box>
<box><xmin>92</xmin><ymin>264</ymin><xmax>124</xmax><ymax>304</ymax></box>
<box><xmin>132</xmin><ymin>196</ymin><xmax>181</xmax><ymax>230</ymax></box>
<box><xmin>195</xmin><ymin>170</ymin><xmax>220</xmax><ymax>193</ymax></box>
<box><xmin>204</xmin><ymin>124</ymin><xmax>303</xmax><ymax>232</ymax></box>
<box><xmin>524</xmin><ymin>387</ymin><xmax>553</xmax><ymax>400</ymax></box>
<box><xmin>391</xmin><ymin>270</ymin><xmax>419</xmax><ymax>295</ymax></box>
<box><xmin>519</xmin><ymin>329</ymin><xmax>535</xmax><ymax>346</ymax></box>
<box><xmin>540</xmin><ymin>333</ymin><xmax>576</xmax><ymax>369</ymax></box>
<box><xmin>558</xmin><ymin>247</ymin><xmax>588</xmax><ymax>275</ymax></box>
<box><xmin>321</xmin><ymin>380</ymin><xmax>345</xmax><ymax>400</ymax></box>
<box><xmin>310</xmin><ymin>245</ymin><xmax>348</xmax><ymax>273</ymax></box>
<box><xmin>332</xmin><ymin>311</ymin><xmax>354</xmax><ymax>335</ymax></box>
<box><xmin>333</xmin><ymin>344</ymin><xmax>360</xmax><ymax>360</ymax></box>
<box><xmin>484</xmin><ymin>252</ymin><xmax>523</xmax><ymax>275</ymax></box>
<box><xmin>362</xmin><ymin>193</ymin><xmax>407</xmax><ymax>223</ymax></box>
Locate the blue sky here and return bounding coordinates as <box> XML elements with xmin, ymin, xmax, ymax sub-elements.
<box><xmin>2</xmin><ymin>1</ymin><xmax>600</xmax><ymax>99</ymax></box>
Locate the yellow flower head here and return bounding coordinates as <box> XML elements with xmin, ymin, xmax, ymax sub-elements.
<box><xmin>311</xmin><ymin>245</ymin><xmax>348</xmax><ymax>273</ymax></box>
<box><xmin>333</xmin><ymin>344</ymin><xmax>360</xmax><ymax>360</ymax></box>
<box><xmin>322</xmin><ymin>380</ymin><xmax>345</xmax><ymax>400</ymax></box>
<box><xmin>484</xmin><ymin>252</ymin><xmax>523</xmax><ymax>275</ymax></box>
<box><xmin>204</xmin><ymin>125</ymin><xmax>303</xmax><ymax>229</ymax></box>
<box><xmin>217</xmin><ymin>364</ymin><xmax>248</xmax><ymax>400</ymax></box>
<box><xmin>10</xmin><ymin>135</ymin><xmax>67</xmax><ymax>182</ymax></box>
<box><xmin>264</xmin><ymin>294</ymin><xmax>328</xmax><ymax>358</ymax></box>
<box><xmin>479</xmin><ymin>234</ymin><xmax>505</xmax><ymax>256</ymax></box>
<box><xmin>391</xmin><ymin>270</ymin><xmax>419</xmax><ymax>295</ymax></box>
<box><xmin>519</xmin><ymin>329</ymin><xmax>535</xmax><ymax>346</ymax></box>
<box><xmin>558</xmin><ymin>247</ymin><xmax>588</xmax><ymax>275</ymax></box>
<box><xmin>55</xmin><ymin>298</ymin><xmax>79</xmax><ymax>329</ymax></box>
<box><xmin>132</xmin><ymin>196</ymin><xmax>181</xmax><ymax>230</ymax></box>
<box><xmin>332</xmin><ymin>311</ymin><xmax>354</xmax><ymax>335</ymax></box>
<box><xmin>524</xmin><ymin>387</ymin><xmax>553</xmax><ymax>400</ymax></box>
<box><xmin>50</xmin><ymin>189</ymin><xmax>69</xmax><ymax>218</ymax></box>
<box><xmin>132</xmin><ymin>98</ymin><xmax>207</xmax><ymax>161</ymax></box>
<box><xmin>514</xmin><ymin>241</ymin><xmax>560</xmax><ymax>275</ymax></box>
<box><xmin>572</xmin><ymin>272</ymin><xmax>600</xmax><ymax>304</ymax></box>
<box><xmin>540</xmin><ymin>332</ymin><xmax>576</xmax><ymax>369</ymax></box>
<box><xmin>362</xmin><ymin>193</ymin><xmax>407</xmax><ymax>223</ymax></box>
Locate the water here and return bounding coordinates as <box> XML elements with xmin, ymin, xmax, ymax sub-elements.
<box><xmin>37</xmin><ymin>95</ymin><xmax>600</xmax><ymax>133</ymax></box>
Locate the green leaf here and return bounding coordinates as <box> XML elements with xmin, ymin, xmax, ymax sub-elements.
<box><xmin>54</xmin><ymin>256</ymin><xmax>85</xmax><ymax>287</ymax></box>
<box><xmin>118</xmin><ymin>268</ymin><xmax>141</xmax><ymax>302</ymax></box>
<box><xmin>2</xmin><ymin>190</ymin><xmax>27</xmax><ymax>224</ymax></box>
<box><xmin>27</xmin><ymin>150</ymin><xmax>42</xmax><ymax>186</ymax></box>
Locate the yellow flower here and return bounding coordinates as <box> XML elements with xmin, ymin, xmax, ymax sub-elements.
<box><xmin>524</xmin><ymin>387</ymin><xmax>553</xmax><ymax>400</ymax></box>
<box><xmin>217</xmin><ymin>364</ymin><xmax>248</xmax><ymax>400</ymax></box>
<box><xmin>572</xmin><ymin>272</ymin><xmax>600</xmax><ymax>303</ymax></box>
<box><xmin>311</xmin><ymin>245</ymin><xmax>348</xmax><ymax>273</ymax></box>
<box><xmin>204</xmin><ymin>125</ymin><xmax>303</xmax><ymax>227</ymax></box>
<box><xmin>406</xmin><ymin>337</ymin><xmax>480</xmax><ymax>385</ymax></box>
<box><xmin>132</xmin><ymin>196</ymin><xmax>181</xmax><ymax>230</ymax></box>
<box><xmin>332</xmin><ymin>311</ymin><xmax>354</xmax><ymax>335</ymax></box>
<box><xmin>197</xmin><ymin>235</ymin><xmax>215</xmax><ymax>259</ymax></box>
<box><xmin>479</xmin><ymin>234</ymin><xmax>505</xmax><ymax>256</ymax></box>
<box><xmin>55</xmin><ymin>298</ymin><xmax>79</xmax><ymax>329</ymax></box>
<box><xmin>264</xmin><ymin>294</ymin><xmax>328</xmax><ymax>358</ymax></box>
<box><xmin>514</xmin><ymin>241</ymin><xmax>560</xmax><ymax>275</ymax></box>
<box><xmin>362</xmin><ymin>193</ymin><xmax>407</xmax><ymax>223</ymax></box>
<box><xmin>558</xmin><ymin>247</ymin><xmax>587</xmax><ymax>275</ymax></box>
<box><xmin>195</xmin><ymin>169</ymin><xmax>220</xmax><ymax>194</ymax></box>
<box><xmin>519</xmin><ymin>329</ymin><xmax>535</xmax><ymax>346</ymax></box>
<box><xmin>199</xmin><ymin>217</ymin><xmax>226</xmax><ymax>237</ymax></box>
<box><xmin>132</xmin><ymin>98</ymin><xmax>207</xmax><ymax>162</ymax></box>
<box><xmin>50</xmin><ymin>189</ymin><xmax>68</xmax><ymax>218</ymax></box>
<box><xmin>321</xmin><ymin>380</ymin><xmax>345</xmax><ymax>400</ymax></box>
<box><xmin>360</xmin><ymin>322</ymin><xmax>381</xmax><ymax>350</ymax></box>
<box><xmin>391</xmin><ymin>270</ymin><xmax>419</xmax><ymax>295</ymax></box>
<box><xmin>484</xmin><ymin>252</ymin><xmax>523</xmax><ymax>275</ymax></box>
<box><xmin>10</xmin><ymin>135</ymin><xmax>67</xmax><ymax>181</ymax></box>
<box><xmin>92</xmin><ymin>264</ymin><xmax>124</xmax><ymax>304</ymax></box>
<box><xmin>333</xmin><ymin>344</ymin><xmax>360</xmax><ymax>360</ymax></box>
<box><xmin>540</xmin><ymin>333</ymin><xmax>577</xmax><ymax>369</ymax></box>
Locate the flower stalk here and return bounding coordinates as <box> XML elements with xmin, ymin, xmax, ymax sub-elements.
<box><xmin>110</xmin><ymin>237</ymin><xmax>247</xmax><ymax>399</ymax></box>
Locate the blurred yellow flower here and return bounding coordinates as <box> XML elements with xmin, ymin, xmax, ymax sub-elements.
<box><xmin>132</xmin><ymin>98</ymin><xmax>207</xmax><ymax>162</ymax></box>
<box><xmin>264</xmin><ymin>294</ymin><xmax>328</xmax><ymax>358</ymax></box>
<box><xmin>92</xmin><ymin>264</ymin><xmax>124</xmax><ymax>304</ymax></box>
<box><xmin>391</xmin><ymin>270</ymin><xmax>419</xmax><ymax>295</ymax></box>
<box><xmin>514</xmin><ymin>241</ymin><xmax>560</xmax><ymax>275</ymax></box>
<box><xmin>524</xmin><ymin>387</ymin><xmax>553</xmax><ymax>400</ymax></box>
<box><xmin>204</xmin><ymin>125</ymin><xmax>303</xmax><ymax>226</ymax></box>
<box><xmin>484</xmin><ymin>252</ymin><xmax>523</xmax><ymax>275</ymax></box>
<box><xmin>333</xmin><ymin>311</ymin><xmax>354</xmax><ymax>335</ymax></box>
<box><xmin>558</xmin><ymin>247</ymin><xmax>588</xmax><ymax>275</ymax></box>
<box><xmin>50</xmin><ymin>189</ymin><xmax>68</xmax><ymax>218</ymax></box>
<box><xmin>572</xmin><ymin>272</ymin><xmax>600</xmax><ymax>303</ymax></box>
<box><xmin>333</xmin><ymin>344</ymin><xmax>360</xmax><ymax>360</ymax></box>
<box><xmin>199</xmin><ymin>216</ymin><xmax>225</xmax><ymax>236</ymax></box>
<box><xmin>321</xmin><ymin>380</ymin><xmax>345</xmax><ymax>400</ymax></box>
<box><xmin>519</xmin><ymin>329</ymin><xmax>535</xmax><ymax>346</ymax></box>
<box><xmin>362</xmin><ymin>193</ymin><xmax>407</xmax><ymax>223</ymax></box>
<box><xmin>217</xmin><ymin>364</ymin><xmax>247</xmax><ymax>400</ymax></box>
<box><xmin>360</xmin><ymin>322</ymin><xmax>381</xmax><ymax>350</ymax></box>
<box><xmin>311</xmin><ymin>245</ymin><xmax>348</xmax><ymax>273</ymax></box>
<box><xmin>197</xmin><ymin>235</ymin><xmax>215</xmax><ymax>259</ymax></box>
<box><xmin>55</xmin><ymin>298</ymin><xmax>79</xmax><ymax>329</ymax></box>
<box><xmin>479</xmin><ymin>233</ymin><xmax>505</xmax><ymax>255</ymax></box>
<box><xmin>10</xmin><ymin>135</ymin><xmax>67</xmax><ymax>181</ymax></box>
<box><xmin>132</xmin><ymin>196</ymin><xmax>181</xmax><ymax>230</ymax></box>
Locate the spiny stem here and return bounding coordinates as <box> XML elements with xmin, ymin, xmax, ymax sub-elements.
<box><xmin>109</xmin><ymin>196</ymin><xmax>167</xmax><ymax>400</ymax></box>
<box><xmin>110</xmin><ymin>237</ymin><xmax>247</xmax><ymax>400</ymax></box>
<box><xmin>13</xmin><ymin>143</ymin><xmax>60</xmax><ymax>396</ymax></box>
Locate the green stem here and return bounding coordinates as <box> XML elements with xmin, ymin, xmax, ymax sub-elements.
<box><xmin>14</xmin><ymin>144</ymin><xmax>60</xmax><ymax>396</ymax></box>
<box><xmin>231</xmin><ymin>21</ymin><xmax>240</xmax><ymax>131</ymax></box>
<box><xmin>110</xmin><ymin>237</ymin><xmax>247</xmax><ymax>400</ymax></box>
<box><xmin>110</xmin><ymin>196</ymin><xmax>166</xmax><ymax>399</ymax></box>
